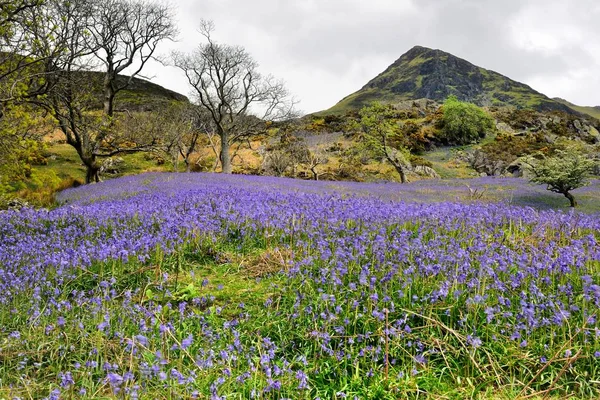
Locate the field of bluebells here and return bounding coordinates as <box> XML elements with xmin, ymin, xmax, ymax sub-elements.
<box><xmin>1</xmin><ymin>173</ymin><xmax>600</xmax><ymax>399</ymax></box>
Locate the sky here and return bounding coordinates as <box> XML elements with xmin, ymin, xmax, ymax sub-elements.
<box><xmin>143</xmin><ymin>0</ymin><xmax>600</xmax><ymax>115</ymax></box>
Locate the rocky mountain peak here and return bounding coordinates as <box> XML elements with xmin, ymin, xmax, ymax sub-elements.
<box><xmin>325</xmin><ymin>46</ymin><xmax>575</xmax><ymax>115</ymax></box>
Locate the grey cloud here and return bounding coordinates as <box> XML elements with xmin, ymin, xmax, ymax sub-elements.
<box><xmin>154</xmin><ymin>0</ymin><xmax>600</xmax><ymax>111</ymax></box>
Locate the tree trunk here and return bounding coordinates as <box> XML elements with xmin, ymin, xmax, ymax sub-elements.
<box><xmin>394</xmin><ymin>165</ymin><xmax>407</xmax><ymax>183</ymax></box>
<box><xmin>220</xmin><ymin>134</ymin><xmax>232</xmax><ymax>174</ymax></box>
<box><xmin>85</xmin><ymin>163</ymin><xmax>100</xmax><ymax>184</ymax></box>
<box><xmin>103</xmin><ymin>74</ymin><xmax>115</xmax><ymax>118</ymax></box>
<box><xmin>564</xmin><ymin>191</ymin><xmax>577</xmax><ymax>207</ymax></box>
<box><xmin>68</xmin><ymin>135</ymin><xmax>100</xmax><ymax>184</ymax></box>
<box><xmin>311</xmin><ymin>167</ymin><xmax>318</xmax><ymax>181</ymax></box>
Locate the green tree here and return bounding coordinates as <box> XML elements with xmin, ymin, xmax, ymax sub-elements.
<box><xmin>0</xmin><ymin>1</ymin><xmax>50</xmax><ymax>194</ymax></box>
<box><xmin>441</xmin><ymin>95</ymin><xmax>494</xmax><ymax>145</ymax></box>
<box><xmin>354</xmin><ymin>102</ymin><xmax>411</xmax><ymax>183</ymax></box>
<box><xmin>524</xmin><ymin>147</ymin><xmax>595</xmax><ymax>207</ymax></box>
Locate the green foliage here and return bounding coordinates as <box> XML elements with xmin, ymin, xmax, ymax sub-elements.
<box><xmin>357</xmin><ymin>102</ymin><xmax>411</xmax><ymax>183</ymax></box>
<box><xmin>409</xmin><ymin>154</ymin><xmax>433</xmax><ymax>168</ymax></box>
<box><xmin>0</xmin><ymin>104</ymin><xmax>49</xmax><ymax>194</ymax></box>
<box><xmin>354</xmin><ymin>102</ymin><xmax>412</xmax><ymax>182</ymax></box>
<box><xmin>440</xmin><ymin>96</ymin><xmax>495</xmax><ymax>145</ymax></box>
<box><xmin>525</xmin><ymin>147</ymin><xmax>595</xmax><ymax>207</ymax></box>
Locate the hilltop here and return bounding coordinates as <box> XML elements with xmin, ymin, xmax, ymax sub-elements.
<box><xmin>325</xmin><ymin>46</ymin><xmax>580</xmax><ymax>114</ymax></box>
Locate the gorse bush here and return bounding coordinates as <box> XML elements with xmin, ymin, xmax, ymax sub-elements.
<box><xmin>0</xmin><ymin>173</ymin><xmax>599</xmax><ymax>399</ymax></box>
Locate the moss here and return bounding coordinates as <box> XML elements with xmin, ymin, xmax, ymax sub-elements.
<box><xmin>415</xmin><ymin>75</ymin><xmax>424</xmax><ymax>89</ymax></box>
<box><xmin>407</xmin><ymin>54</ymin><xmax>431</xmax><ymax>67</ymax></box>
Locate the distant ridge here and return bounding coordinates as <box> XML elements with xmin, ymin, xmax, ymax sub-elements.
<box><xmin>324</xmin><ymin>46</ymin><xmax>578</xmax><ymax>114</ymax></box>
<box><xmin>553</xmin><ymin>97</ymin><xmax>600</xmax><ymax>120</ymax></box>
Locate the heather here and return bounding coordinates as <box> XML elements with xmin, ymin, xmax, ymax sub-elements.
<box><xmin>1</xmin><ymin>173</ymin><xmax>600</xmax><ymax>399</ymax></box>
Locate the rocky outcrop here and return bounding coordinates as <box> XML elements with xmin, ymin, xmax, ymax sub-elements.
<box><xmin>413</xmin><ymin>165</ymin><xmax>440</xmax><ymax>179</ymax></box>
<box><xmin>495</xmin><ymin>109</ymin><xmax>600</xmax><ymax>144</ymax></box>
<box><xmin>100</xmin><ymin>157</ymin><xmax>125</xmax><ymax>175</ymax></box>
<box><xmin>0</xmin><ymin>197</ymin><xmax>30</xmax><ymax>211</ymax></box>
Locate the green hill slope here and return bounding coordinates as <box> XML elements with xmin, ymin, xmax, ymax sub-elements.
<box><xmin>78</xmin><ymin>71</ymin><xmax>189</xmax><ymax>111</ymax></box>
<box><xmin>553</xmin><ymin>98</ymin><xmax>600</xmax><ymax>120</ymax></box>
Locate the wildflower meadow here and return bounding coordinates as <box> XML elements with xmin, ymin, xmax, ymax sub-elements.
<box><xmin>1</xmin><ymin>173</ymin><xmax>599</xmax><ymax>399</ymax></box>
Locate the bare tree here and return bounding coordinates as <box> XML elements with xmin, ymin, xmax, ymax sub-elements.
<box><xmin>24</xmin><ymin>0</ymin><xmax>164</xmax><ymax>183</ymax></box>
<box><xmin>304</xmin><ymin>149</ymin><xmax>329</xmax><ymax>181</ymax></box>
<box><xmin>86</xmin><ymin>0</ymin><xmax>176</xmax><ymax>117</ymax></box>
<box><xmin>262</xmin><ymin>149</ymin><xmax>291</xmax><ymax>177</ymax></box>
<box><xmin>172</xmin><ymin>20</ymin><xmax>296</xmax><ymax>174</ymax></box>
<box><xmin>146</xmin><ymin>103</ymin><xmax>213</xmax><ymax>172</ymax></box>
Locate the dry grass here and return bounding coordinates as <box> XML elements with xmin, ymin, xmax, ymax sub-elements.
<box><xmin>241</xmin><ymin>247</ymin><xmax>293</xmax><ymax>278</ymax></box>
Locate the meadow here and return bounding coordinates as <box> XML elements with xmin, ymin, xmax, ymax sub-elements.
<box><xmin>1</xmin><ymin>173</ymin><xmax>599</xmax><ymax>399</ymax></box>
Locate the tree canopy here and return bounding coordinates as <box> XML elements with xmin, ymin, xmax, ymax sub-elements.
<box><xmin>524</xmin><ymin>147</ymin><xmax>595</xmax><ymax>207</ymax></box>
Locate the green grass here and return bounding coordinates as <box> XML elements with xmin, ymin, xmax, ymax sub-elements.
<box><xmin>554</xmin><ymin>98</ymin><xmax>600</xmax><ymax>120</ymax></box>
<box><xmin>421</xmin><ymin>146</ymin><xmax>478</xmax><ymax>179</ymax></box>
<box><xmin>37</xmin><ymin>143</ymin><xmax>172</xmax><ymax>183</ymax></box>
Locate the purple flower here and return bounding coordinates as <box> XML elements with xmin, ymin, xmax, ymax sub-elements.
<box><xmin>181</xmin><ymin>334</ymin><xmax>194</xmax><ymax>350</ymax></box>
<box><xmin>59</xmin><ymin>371</ymin><xmax>74</xmax><ymax>388</ymax></box>
<box><xmin>467</xmin><ymin>335</ymin><xmax>482</xmax><ymax>348</ymax></box>
<box><xmin>414</xmin><ymin>354</ymin><xmax>427</xmax><ymax>365</ymax></box>
<box><xmin>106</xmin><ymin>372</ymin><xmax>123</xmax><ymax>388</ymax></box>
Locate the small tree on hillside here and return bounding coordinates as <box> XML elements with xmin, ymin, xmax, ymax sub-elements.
<box><xmin>441</xmin><ymin>95</ymin><xmax>494</xmax><ymax>145</ymax></box>
<box><xmin>303</xmin><ymin>148</ymin><xmax>329</xmax><ymax>181</ymax></box>
<box><xmin>262</xmin><ymin>134</ymin><xmax>309</xmax><ymax>177</ymax></box>
<box><xmin>354</xmin><ymin>102</ymin><xmax>411</xmax><ymax>183</ymax></box>
<box><xmin>524</xmin><ymin>147</ymin><xmax>595</xmax><ymax>207</ymax></box>
<box><xmin>172</xmin><ymin>20</ymin><xmax>296</xmax><ymax>174</ymax></box>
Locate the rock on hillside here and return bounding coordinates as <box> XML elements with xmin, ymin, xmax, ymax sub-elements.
<box><xmin>325</xmin><ymin>46</ymin><xmax>576</xmax><ymax>114</ymax></box>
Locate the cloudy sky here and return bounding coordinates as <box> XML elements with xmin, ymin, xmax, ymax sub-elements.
<box><xmin>145</xmin><ymin>0</ymin><xmax>600</xmax><ymax>114</ymax></box>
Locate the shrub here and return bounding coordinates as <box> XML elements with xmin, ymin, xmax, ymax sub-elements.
<box><xmin>439</xmin><ymin>96</ymin><xmax>495</xmax><ymax>145</ymax></box>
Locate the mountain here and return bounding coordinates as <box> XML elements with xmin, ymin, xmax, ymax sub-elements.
<box><xmin>324</xmin><ymin>46</ymin><xmax>576</xmax><ymax>114</ymax></box>
<box><xmin>553</xmin><ymin>98</ymin><xmax>600</xmax><ymax>120</ymax></box>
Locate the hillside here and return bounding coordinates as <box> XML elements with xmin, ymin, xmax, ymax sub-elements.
<box><xmin>80</xmin><ymin>71</ymin><xmax>189</xmax><ymax>112</ymax></box>
<box><xmin>553</xmin><ymin>97</ymin><xmax>600</xmax><ymax>120</ymax></box>
<box><xmin>325</xmin><ymin>46</ymin><xmax>577</xmax><ymax>114</ymax></box>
